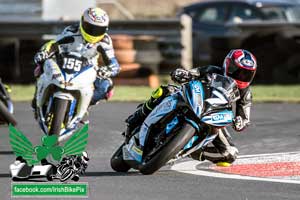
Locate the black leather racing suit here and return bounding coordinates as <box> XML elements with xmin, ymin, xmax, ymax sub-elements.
<box><xmin>187</xmin><ymin>65</ymin><xmax>252</xmax><ymax>163</ymax></box>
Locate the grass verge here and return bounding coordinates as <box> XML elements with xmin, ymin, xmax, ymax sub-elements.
<box><xmin>9</xmin><ymin>84</ymin><xmax>300</xmax><ymax>103</ymax></box>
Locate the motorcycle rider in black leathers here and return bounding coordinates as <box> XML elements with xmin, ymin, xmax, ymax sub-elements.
<box><xmin>124</xmin><ymin>49</ymin><xmax>257</xmax><ymax>164</ymax></box>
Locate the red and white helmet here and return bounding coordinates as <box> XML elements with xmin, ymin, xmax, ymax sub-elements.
<box><xmin>223</xmin><ymin>49</ymin><xmax>257</xmax><ymax>89</ymax></box>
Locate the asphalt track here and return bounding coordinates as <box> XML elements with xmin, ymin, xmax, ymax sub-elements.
<box><xmin>0</xmin><ymin>102</ymin><xmax>300</xmax><ymax>200</ymax></box>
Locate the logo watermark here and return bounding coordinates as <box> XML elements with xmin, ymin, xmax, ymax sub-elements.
<box><xmin>12</xmin><ymin>183</ymin><xmax>88</xmax><ymax>197</ymax></box>
<box><xmin>9</xmin><ymin>124</ymin><xmax>89</xmax><ymax>165</ymax></box>
<box><xmin>9</xmin><ymin>124</ymin><xmax>89</xmax><ymax>182</ymax></box>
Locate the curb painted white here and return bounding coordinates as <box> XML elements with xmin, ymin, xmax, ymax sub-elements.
<box><xmin>171</xmin><ymin>151</ymin><xmax>300</xmax><ymax>184</ymax></box>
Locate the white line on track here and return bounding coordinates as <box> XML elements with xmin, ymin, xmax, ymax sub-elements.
<box><xmin>171</xmin><ymin>151</ymin><xmax>300</xmax><ymax>184</ymax></box>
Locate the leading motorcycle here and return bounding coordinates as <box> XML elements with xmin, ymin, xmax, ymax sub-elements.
<box><xmin>10</xmin><ymin>37</ymin><xmax>97</xmax><ymax>182</ymax></box>
<box><xmin>111</xmin><ymin>73</ymin><xmax>240</xmax><ymax>174</ymax></box>
<box><xmin>34</xmin><ymin>37</ymin><xmax>97</xmax><ymax>142</ymax></box>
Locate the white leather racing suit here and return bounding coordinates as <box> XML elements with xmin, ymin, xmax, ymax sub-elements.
<box><xmin>37</xmin><ymin>23</ymin><xmax>120</xmax><ymax>104</ymax></box>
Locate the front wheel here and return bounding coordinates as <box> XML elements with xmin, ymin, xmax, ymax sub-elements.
<box><xmin>110</xmin><ymin>143</ymin><xmax>131</xmax><ymax>172</ymax></box>
<box><xmin>139</xmin><ymin>123</ymin><xmax>195</xmax><ymax>175</ymax></box>
<box><xmin>48</xmin><ymin>98</ymin><xmax>69</xmax><ymax>136</ymax></box>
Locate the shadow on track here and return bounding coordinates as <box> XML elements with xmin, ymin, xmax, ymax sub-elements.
<box><xmin>0</xmin><ymin>151</ymin><xmax>14</xmax><ymax>155</ymax></box>
<box><xmin>0</xmin><ymin>173</ymin><xmax>10</xmax><ymax>178</ymax></box>
<box><xmin>84</xmin><ymin>171</ymin><xmax>142</xmax><ymax>177</ymax></box>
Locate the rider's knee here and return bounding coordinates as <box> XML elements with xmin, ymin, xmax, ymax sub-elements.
<box><xmin>92</xmin><ymin>78</ymin><xmax>113</xmax><ymax>104</ymax></box>
<box><xmin>94</xmin><ymin>78</ymin><xmax>113</xmax><ymax>92</ymax></box>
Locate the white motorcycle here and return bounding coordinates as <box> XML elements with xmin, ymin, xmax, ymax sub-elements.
<box><xmin>35</xmin><ymin>38</ymin><xmax>97</xmax><ymax>142</ymax></box>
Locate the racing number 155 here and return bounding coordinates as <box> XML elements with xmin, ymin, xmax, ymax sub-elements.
<box><xmin>63</xmin><ymin>58</ymin><xmax>82</xmax><ymax>72</ymax></box>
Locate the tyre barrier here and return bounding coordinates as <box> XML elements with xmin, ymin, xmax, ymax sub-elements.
<box><xmin>107</xmin><ymin>35</ymin><xmax>162</xmax><ymax>88</ymax></box>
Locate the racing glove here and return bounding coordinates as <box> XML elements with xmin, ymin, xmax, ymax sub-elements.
<box><xmin>97</xmin><ymin>66</ymin><xmax>113</xmax><ymax>78</ymax></box>
<box><xmin>34</xmin><ymin>51</ymin><xmax>49</xmax><ymax>65</ymax></box>
<box><xmin>233</xmin><ymin>116</ymin><xmax>249</xmax><ymax>132</ymax></box>
<box><xmin>170</xmin><ymin>68</ymin><xmax>192</xmax><ymax>84</ymax></box>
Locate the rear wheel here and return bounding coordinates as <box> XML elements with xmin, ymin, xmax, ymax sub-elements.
<box><xmin>48</xmin><ymin>98</ymin><xmax>69</xmax><ymax>136</ymax></box>
<box><xmin>139</xmin><ymin>123</ymin><xmax>195</xmax><ymax>175</ymax></box>
<box><xmin>110</xmin><ymin>143</ymin><xmax>131</xmax><ymax>172</ymax></box>
<box><xmin>0</xmin><ymin>101</ymin><xmax>17</xmax><ymax>126</ymax></box>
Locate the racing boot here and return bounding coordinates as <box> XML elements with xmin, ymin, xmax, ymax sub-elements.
<box><xmin>189</xmin><ymin>129</ymin><xmax>238</xmax><ymax>166</ymax></box>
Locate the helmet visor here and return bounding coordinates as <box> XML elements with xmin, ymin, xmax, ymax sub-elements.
<box><xmin>81</xmin><ymin>17</ymin><xmax>107</xmax><ymax>37</ymax></box>
<box><xmin>227</xmin><ymin>62</ymin><xmax>256</xmax><ymax>83</ymax></box>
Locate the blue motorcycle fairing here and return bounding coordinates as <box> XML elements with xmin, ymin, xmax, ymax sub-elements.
<box><xmin>139</xmin><ymin>95</ymin><xmax>178</xmax><ymax>147</ymax></box>
<box><xmin>166</xmin><ymin>117</ymin><xmax>179</xmax><ymax>135</ymax></box>
<box><xmin>201</xmin><ymin>110</ymin><xmax>233</xmax><ymax>127</ymax></box>
<box><xmin>125</xmin><ymin>95</ymin><xmax>179</xmax><ymax>163</ymax></box>
<box><xmin>182</xmin><ymin>80</ymin><xmax>204</xmax><ymax>117</ymax></box>
<box><xmin>125</xmin><ymin>138</ymin><xmax>143</xmax><ymax>162</ymax></box>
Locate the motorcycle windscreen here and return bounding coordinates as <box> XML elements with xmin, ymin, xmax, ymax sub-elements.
<box><xmin>182</xmin><ymin>80</ymin><xmax>204</xmax><ymax>117</ymax></box>
<box><xmin>201</xmin><ymin>110</ymin><xmax>234</xmax><ymax>127</ymax></box>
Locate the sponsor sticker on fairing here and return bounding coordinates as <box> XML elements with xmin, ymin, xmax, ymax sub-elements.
<box><xmin>211</xmin><ymin>113</ymin><xmax>231</xmax><ymax>122</ymax></box>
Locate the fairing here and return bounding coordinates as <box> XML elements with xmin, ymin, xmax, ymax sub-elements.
<box><xmin>36</xmin><ymin>56</ymin><xmax>97</xmax><ymax>142</ymax></box>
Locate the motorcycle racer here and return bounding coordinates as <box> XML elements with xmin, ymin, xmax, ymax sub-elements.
<box><xmin>124</xmin><ymin>49</ymin><xmax>257</xmax><ymax>165</ymax></box>
<box><xmin>33</xmin><ymin>7</ymin><xmax>120</xmax><ymax>106</ymax></box>
<box><xmin>30</xmin><ymin>7</ymin><xmax>120</xmax><ymax>180</ymax></box>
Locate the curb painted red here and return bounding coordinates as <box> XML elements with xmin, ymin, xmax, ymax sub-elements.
<box><xmin>212</xmin><ymin>162</ymin><xmax>300</xmax><ymax>177</ymax></box>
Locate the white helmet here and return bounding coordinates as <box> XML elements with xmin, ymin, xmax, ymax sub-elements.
<box><xmin>80</xmin><ymin>7</ymin><xmax>109</xmax><ymax>43</ymax></box>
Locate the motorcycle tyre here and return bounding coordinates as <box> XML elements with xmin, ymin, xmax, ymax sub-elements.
<box><xmin>48</xmin><ymin>98</ymin><xmax>68</xmax><ymax>136</ymax></box>
<box><xmin>139</xmin><ymin>123</ymin><xmax>195</xmax><ymax>175</ymax></box>
<box><xmin>110</xmin><ymin>143</ymin><xmax>131</xmax><ymax>172</ymax></box>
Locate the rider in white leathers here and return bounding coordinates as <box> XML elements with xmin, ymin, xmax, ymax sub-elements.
<box><xmin>33</xmin><ymin>7</ymin><xmax>120</xmax><ymax>106</ymax></box>
<box><xmin>32</xmin><ymin>7</ymin><xmax>120</xmax><ymax>180</ymax></box>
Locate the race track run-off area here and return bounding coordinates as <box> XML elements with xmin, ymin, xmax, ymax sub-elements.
<box><xmin>1</xmin><ymin>102</ymin><xmax>300</xmax><ymax>200</ymax></box>
<box><xmin>171</xmin><ymin>151</ymin><xmax>300</xmax><ymax>184</ymax></box>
